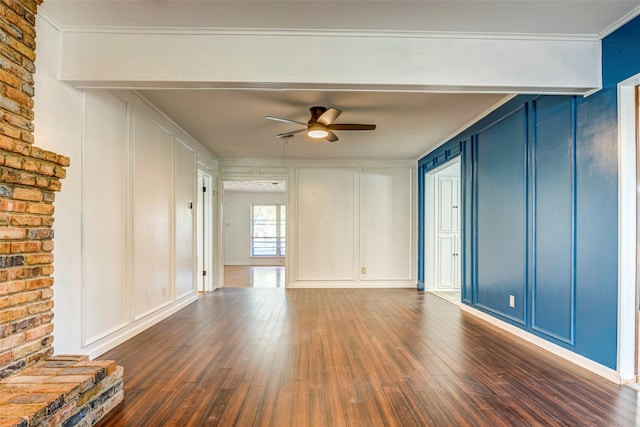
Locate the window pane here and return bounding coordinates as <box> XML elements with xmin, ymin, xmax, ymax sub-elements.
<box><xmin>252</xmin><ymin>204</ymin><xmax>285</xmax><ymax>257</ymax></box>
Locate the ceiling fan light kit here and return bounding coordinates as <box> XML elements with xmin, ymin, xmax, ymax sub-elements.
<box><xmin>266</xmin><ymin>106</ymin><xmax>376</xmax><ymax>142</ymax></box>
<box><xmin>307</xmin><ymin>123</ymin><xmax>329</xmax><ymax>139</ymax></box>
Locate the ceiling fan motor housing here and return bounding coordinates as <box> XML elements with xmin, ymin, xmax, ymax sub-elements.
<box><xmin>308</xmin><ymin>106</ymin><xmax>328</xmax><ymax>124</ymax></box>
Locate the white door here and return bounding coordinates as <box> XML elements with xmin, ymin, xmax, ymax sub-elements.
<box><xmin>436</xmin><ymin>175</ymin><xmax>461</xmax><ymax>290</ymax></box>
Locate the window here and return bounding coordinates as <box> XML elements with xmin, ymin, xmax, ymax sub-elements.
<box><xmin>251</xmin><ymin>204</ymin><xmax>286</xmax><ymax>256</ymax></box>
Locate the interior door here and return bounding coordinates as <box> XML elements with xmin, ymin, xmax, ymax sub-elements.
<box><xmin>436</xmin><ymin>175</ymin><xmax>461</xmax><ymax>290</ymax></box>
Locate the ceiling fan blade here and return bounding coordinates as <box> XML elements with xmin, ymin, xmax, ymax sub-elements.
<box><xmin>265</xmin><ymin>116</ymin><xmax>308</xmax><ymax>126</ymax></box>
<box><xmin>276</xmin><ymin>129</ymin><xmax>306</xmax><ymax>138</ymax></box>
<box><xmin>328</xmin><ymin>124</ymin><xmax>376</xmax><ymax>131</ymax></box>
<box><xmin>325</xmin><ymin>131</ymin><xmax>339</xmax><ymax>142</ymax></box>
<box><xmin>317</xmin><ymin>108</ymin><xmax>342</xmax><ymax>126</ymax></box>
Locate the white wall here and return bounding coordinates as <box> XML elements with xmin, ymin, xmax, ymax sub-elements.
<box><xmin>221</xmin><ymin>160</ymin><xmax>415</xmax><ymax>288</ymax></box>
<box><xmin>34</xmin><ymin>16</ymin><xmax>217</xmax><ymax>358</ymax></box>
<box><xmin>223</xmin><ymin>191</ymin><xmax>286</xmax><ymax>266</ymax></box>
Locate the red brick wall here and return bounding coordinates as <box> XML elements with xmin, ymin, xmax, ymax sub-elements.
<box><xmin>0</xmin><ymin>0</ymin><xmax>68</xmax><ymax>377</ymax></box>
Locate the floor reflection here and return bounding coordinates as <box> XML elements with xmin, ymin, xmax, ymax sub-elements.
<box><xmin>224</xmin><ymin>265</ymin><xmax>285</xmax><ymax>288</ymax></box>
<box><xmin>428</xmin><ymin>290</ymin><xmax>461</xmax><ymax>305</ymax></box>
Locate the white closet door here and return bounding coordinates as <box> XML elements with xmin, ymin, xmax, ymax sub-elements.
<box><xmin>436</xmin><ymin>175</ymin><xmax>461</xmax><ymax>290</ymax></box>
<box><xmin>437</xmin><ymin>235</ymin><xmax>456</xmax><ymax>289</ymax></box>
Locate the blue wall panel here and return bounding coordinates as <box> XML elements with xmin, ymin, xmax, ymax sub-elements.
<box><xmin>572</xmin><ymin>90</ymin><xmax>619</xmax><ymax>368</ymax></box>
<box><xmin>418</xmin><ymin>93</ymin><xmax>619</xmax><ymax>368</ymax></box>
<box><xmin>416</xmin><ymin>15</ymin><xmax>640</xmax><ymax>369</ymax></box>
<box><xmin>475</xmin><ymin>107</ymin><xmax>527</xmax><ymax>322</ymax></box>
<box><xmin>531</xmin><ymin>96</ymin><xmax>575</xmax><ymax>343</ymax></box>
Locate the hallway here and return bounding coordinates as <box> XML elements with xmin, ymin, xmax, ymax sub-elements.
<box><xmin>96</xmin><ymin>288</ymin><xmax>639</xmax><ymax>426</ymax></box>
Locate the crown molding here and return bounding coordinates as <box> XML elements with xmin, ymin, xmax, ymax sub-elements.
<box><xmin>599</xmin><ymin>5</ymin><xmax>640</xmax><ymax>38</ymax></box>
<box><xmin>52</xmin><ymin>24</ymin><xmax>601</xmax><ymax>43</ymax></box>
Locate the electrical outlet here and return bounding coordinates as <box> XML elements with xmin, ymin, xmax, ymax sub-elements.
<box><xmin>161</xmin><ymin>287</ymin><xmax>167</xmax><ymax>297</ymax></box>
<box><xmin>509</xmin><ymin>295</ymin><xmax>515</xmax><ymax>308</ymax></box>
<box><xmin>361</xmin><ymin>267</ymin><xmax>366</xmax><ymax>274</ymax></box>
<box><xmin>145</xmin><ymin>290</ymin><xmax>151</xmax><ymax>303</ymax></box>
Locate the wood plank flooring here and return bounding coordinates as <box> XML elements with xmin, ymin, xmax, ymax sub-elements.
<box><xmin>96</xmin><ymin>289</ymin><xmax>639</xmax><ymax>426</ymax></box>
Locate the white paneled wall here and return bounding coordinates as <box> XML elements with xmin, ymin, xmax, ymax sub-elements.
<box><xmin>175</xmin><ymin>140</ymin><xmax>196</xmax><ymax>299</ymax></box>
<box><xmin>296</xmin><ymin>168</ymin><xmax>357</xmax><ymax>281</ymax></box>
<box><xmin>360</xmin><ymin>168</ymin><xmax>413</xmax><ymax>281</ymax></box>
<box><xmin>221</xmin><ymin>162</ymin><xmax>416</xmax><ymax>288</ymax></box>
<box><xmin>132</xmin><ymin>111</ymin><xmax>174</xmax><ymax>320</ymax></box>
<box><xmin>35</xmin><ymin>13</ymin><xmax>217</xmax><ymax>358</ymax></box>
<box><xmin>82</xmin><ymin>91</ymin><xmax>128</xmax><ymax>346</ymax></box>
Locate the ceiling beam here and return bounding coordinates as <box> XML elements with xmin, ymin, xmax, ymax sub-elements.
<box><xmin>56</xmin><ymin>29</ymin><xmax>601</xmax><ymax>94</ymax></box>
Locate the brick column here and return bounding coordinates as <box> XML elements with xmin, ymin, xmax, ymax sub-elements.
<box><xmin>0</xmin><ymin>0</ymin><xmax>69</xmax><ymax>377</ymax></box>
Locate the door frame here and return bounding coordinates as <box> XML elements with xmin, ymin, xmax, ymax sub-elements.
<box><xmin>425</xmin><ymin>158</ymin><xmax>461</xmax><ymax>292</ymax></box>
<box><xmin>617</xmin><ymin>75</ymin><xmax>639</xmax><ymax>383</ymax></box>
<box><xmin>416</xmin><ymin>145</ymin><xmax>468</xmax><ymax>299</ymax></box>
<box><xmin>218</xmin><ymin>178</ymin><xmax>288</xmax><ymax>288</ymax></box>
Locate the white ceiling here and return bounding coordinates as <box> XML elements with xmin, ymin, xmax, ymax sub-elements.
<box><xmin>41</xmin><ymin>1</ymin><xmax>640</xmax><ymax>161</ymax></box>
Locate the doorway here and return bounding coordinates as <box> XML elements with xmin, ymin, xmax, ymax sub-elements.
<box><xmin>425</xmin><ymin>158</ymin><xmax>462</xmax><ymax>305</ymax></box>
<box><xmin>220</xmin><ymin>180</ymin><xmax>287</xmax><ymax>288</ymax></box>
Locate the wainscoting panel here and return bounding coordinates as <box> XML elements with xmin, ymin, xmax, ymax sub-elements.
<box><xmin>132</xmin><ymin>111</ymin><xmax>174</xmax><ymax>319</ymax></box>
<box><xmin>174</xmin><ymin>139</ymin><xmax>196</xmax><ymax>300</ymax></box>
<box><xmin>531</xmin><ymin>96</ymin><xmax>575</xmax><ymax>344</ymax></box>
<box><xmin>82</xmin><ymin>90</ymin><xmax>129</xmax><ymax>346</ymax></box>
<box><xmin>296</xmin><ymin>168</ymin><xmax>356</xmax><ymax>281</ymax></box>
<box><xmin>475</xmin><ymin>106</ymin><xmax>528</xmax><ymax>323</ymax></box>
<box><xmin>360</xmin><ymin>167</ymin><xmax>412</xmax><ymax>281</ymax></box>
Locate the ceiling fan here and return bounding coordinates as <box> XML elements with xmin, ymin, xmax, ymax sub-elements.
<box><xmin>265</xmin><ymin>106</ymin><xmax>376</xmax><ymax>142</ymax></box>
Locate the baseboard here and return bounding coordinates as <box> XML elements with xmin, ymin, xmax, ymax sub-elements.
<box><xmin>84</xmin><ymin>294</ymin><xmax>199</xmax><ymax>360</ymax></box>
<box><xmin>460</xmin><ymin>304</ymin><xmax>621</xmax><ymax>384</ymax></box>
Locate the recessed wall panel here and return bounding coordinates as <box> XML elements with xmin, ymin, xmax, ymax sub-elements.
<box><xmin>296</xmin><ymin>168</ymin><xmax>355</xmax><ymax>281</ymax></box>
<box><xmin>82</xmin><ymin>90</ymin><xmax>128</xmax><ymax>345</ymax></box>
<box><xmin>360</xmin><ymin>168</ymin><xmax>412</xmax><ymax>280</ymax></box>
<box><xmin>476</xmin><ymin>108</ymin><xmax>527</xmax><ymax>321</ymax></box>
<box><xmin>133</xmin><ymin>112</ymin><xmax>173</xmax><ymax>318</ymax></box>
<box><xmin>175</xmin><ymin>140</ymin><xmax>196</xmax><ymax>299</ymax></box>
<box><xmin>532</xmin><ymin>96</ymin><xmax>574</xmax><ymax>343</ymax></box>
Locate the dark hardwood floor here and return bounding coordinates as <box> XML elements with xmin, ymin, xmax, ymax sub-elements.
<box><xmin>96</xmin><ymin>289</ymin><xmax>638</xmax><ymax>426</ymax></box>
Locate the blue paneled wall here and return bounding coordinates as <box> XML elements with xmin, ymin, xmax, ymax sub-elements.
<box><xmin>418</xmin><ymin>15</ymin><xmax>640</xmax><ymax>369</ymax></box>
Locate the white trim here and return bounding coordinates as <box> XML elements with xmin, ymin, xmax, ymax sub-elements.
<box><xmin>460</xmin><ymin>304</ymin><xmax>621</xmax><ymax>383</ymax></box>
<box><xmin>599</xmin><ymin>6</ymin><xmax>640</xmax><ymax>39</ymax></box>
<box><xmin>52</xmin><ymin>24</ymin><xmax>602</xmax><ymax>42</ymax></box>
<box><xmin>617</xmin><ymin>74</ymin><xmax>640</xmax><ymax>383</ymax></box>
<box><xmin>36</xmin><ymin>9</ymin><xmax>64</xmax><ymax>31</ymax></box>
